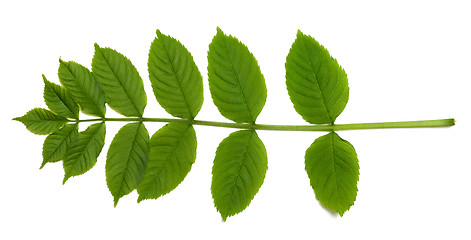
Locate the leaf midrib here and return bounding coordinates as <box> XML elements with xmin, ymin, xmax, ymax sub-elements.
<box><xmin>328</xmin><ymin>133</ymin><xmax>341</xmax><ymax>211</ymax></box>
<box><xmin>221</xmin><ymin>35</ymin><xmax>254</xmax><ymax>123</ymax></box>
<box><xmin>96</xmin><ymin>47</ymin><xmax>142</xmax><ymax>117</ymax></box>
<box><xmin>114</xmin><ymin>123</ymin><xmax>143</xmax><ymax>198</ymax></box>
<box><xmin>44</xmin><ymin>125</ymin><xmax>76</xmax><ymax>162</ymax></box>
<box><xmin>62</xmin><ymin>62</ymin><xmax>105</xmax><ymax>117</ymax></box>
<box><xmin>45</xmin><ymin>80</ymin><xmax>78</xmax><ymax>119</ymax></box>
<box><xmin>225</xmin><ymin>131</ymin><xmax>254</xmax><ymax>214</ymax></box>
<box><xmin>299</xmin><ymin>36</ymin><xmax>333</xmax><ymax>124</ymax></box>
<box><xmin>20</xmin><ymin>109</ymin><xmax>67</xmax><ymax>123</ymax></box>
<box><xmin>149</xmin><ymin>124</ymin><xmax>191</xmax><ymax>193</ymax></box>
<box><xmin>29</xmin><ymin>116</ymin><xmax>66</xmax><ymax>122</ymax></box>
<box><xmin>67</xmin><ymin>124</ymin><xmax>102</xmax><ymax>173</ymax></box>
<box><xmin>159</xmin><ymin>37</ymin><xmax>194</xmax><ymax>119</ymax></box>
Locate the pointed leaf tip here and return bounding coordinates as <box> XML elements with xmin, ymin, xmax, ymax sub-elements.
<box><xmin>106</xmin><ymin>122</ymin><xmax>149</xmax><ymax>209</ymax></box>
<box><xmin>14</xmin><ymin>108</ymin><xmax>68</xmax><ymax>135</ymax></box>
<box><xmin>42</xmin><ymin>124</ymin><xmax>79</xmax><ymax>168</ymax></box>
<box><xmin>211</xmin><ymin>130</ymin><xmax>268</xmax><ymax>221</ymax></box>
<box><xmin>148</xmin><ymin>32</ymin><xmax>203</xmax><ymax>119</ymax></box>
<box><xmin>286</xmin><ymin>31</ymin><xmax>349</xmax><ymax>124</ymax></box>
<box><xmin>92</xmin><ymin>44</ymin><xmax>147</xmax><ymax>117</ymax></box>
<box><xmin>58</xmin><ymin>60</ymin><xmax>106</xmax><ymax>117</ymax></box>
<box><xmin>63</xmin><ymin>123</ymin><xmax>106</xmax><ymax>184</ymax></box>
<box><xmin>207</xmin><ymin>29</ymin><xmax>267</xmax><ymax>123</ymax></box>
<box><xmin>43</xmin><ymin>75</ymin><xmax>80</xmax><ymax>119</ymax></box>
<box><xmin>156</xmin><ymin>29</ymin><xmax>162</xmax><ymax>36</ymax></box>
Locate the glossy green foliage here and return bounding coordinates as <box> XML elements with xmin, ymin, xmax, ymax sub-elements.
<box><xmin>63</xmin><ymin>122</ymin><xmax>106</xmax><ymax>184</ymax></box>
<box><xmin>211</xmin><ymin>130</ymin><xmax>268</xmax><ymax>221</ymax></box>
<box><xmin>58</xmin><ymin>59</ymin><xmax>106</xmax><ymax>117</ymax></box>
<box><xmin>207</xmin><ymin>28</ymin><xmax>267</xmax><ymax>123</ymax></box>
<box><xmin>137</xmin><ymin>122</ymin><xmax>197</xmax><ymax>202</ymax></box>
<box><xmin>285</xmin><ymin>30</ymin><xmax>358</xmax><ymax>216</ymax></box>
<box><xmin>14</xmin><ymin>108</ymin><xmax>68</xmax><ymax>135</ymax></box>
<box><xmin>92</xmin><ymin>44</ymin><xmax>147</xmax><ymax>117</ymax></box>
<box><xmin>106</xmin><ymin>122</ymin><xmax>149</xmax><ymax>206</ymax></box>
<box><xmin>14</xmin><ymin>29</ymin><xmax>384</xmax><ymax>219</ymax></box>
<box><xmin>43</xmin><ymin>75</ymin><xmax>79</xmax><ymax>119</ymax></box>
<box><xmin>305</xmin><ymin>132</ymin><xmax>359</xmax><ymax>216</ymax></box>
<box><xmin>41</xmin><ymin>124</ymin><xmax>78</xmax><ymax>169</ymax></box>
<box><xmin>286</xmin><ymin>30</ymin><xmax>349</xmax><ymax>124</ymax></box>
<box><xmin>148</xmin><ymin>30</ymin><xmax>203</xmax><ymax>119</ymax></box>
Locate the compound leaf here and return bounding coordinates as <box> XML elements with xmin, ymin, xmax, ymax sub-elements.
<box><xmin>43</xmin><ymin>75</ymin><xmax>79</xmax><ymax>119</ymax></box>
<box><xmin>137</xmin><ymin>122</ymin><xmax>196</xmax><ymax>202</ymax></box>
<box><xmin>305</xmin><ymin>132</ymin><xmax>359</xmax><ymax>216</ymax></box>
<box><xmin>106</xmin><ymin>122</ymin><xmax>150</xmax><ymax>207</ymax></box>
<box><xmin>63</xmin><ymin>122</ymin><xmax>106</xmax><ymax>184</ymax></box>
<box><xmin>58</xmin><ymin>59</ymin><xmax>106</xmax><ymax>117</ymax></box>
<box><xmin>14</xmin><ymin>108</ymin><xmax>68</xmax><ymax>135</ymax></box>
<box><xmin>207</xmin><ymin>27</ymin><xmax>267</xmax><ymax>123</ymax></box>
<box><xmin>286</xmin><ymin>30</ymin><xmax>349</xmax><ymax>124</ymax></box>
<box><xmin>92</xmin><ymin>44</ymin><xmax>147</xmax><ymax>117</ymax></box>
<box><xmin>41</xmin><ymin>123</ymin><xmax>78</xmax><ymax>169</ymax></box>
<box><xmin>148</xmin><ymin>30</ymin><xmax>203</xmax><ymax>119</ymax></box>
<box><xmin>211</xmin><ymin>130</ymin><xmax>268</xmax><ymax>221</ymax></box>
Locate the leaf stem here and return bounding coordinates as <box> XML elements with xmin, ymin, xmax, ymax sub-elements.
<box><xmin>75</xmin><ymin>118</ymin><xmax>455</xmax><ymax>131</ymax></box>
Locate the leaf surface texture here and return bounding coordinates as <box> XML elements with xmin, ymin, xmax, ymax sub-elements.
<box><xmin>137</xmin><ymin>122</ymin><xmax>197</xmax><ymax>202</ymax></box>
<box><xmin>286</xmin><ymin>30</ymin><xmax>349</xmax><ymax>124</ymax></box>
<box><xmin>211</xmin><ymin>130</ymin><xmax>267</xmax><ymax>221</ymax></box>
<box><xmin>58</xmin><ymin>60</ymin><xmax>106</xmax><ymax>117</ymax></box>
<box><xmin>148</xmin><ymin>30</ymin><xmax>203</xmax><ymax>119</ymax></box>
<box><xmin>92</xmin><ymin>44</ymin><xmax>147</xmax><ymax>117</ymax></box>
<box><xmin>305</xmin><ymin>132</ymin><xmax>359</xmax><ymax>216</ymax></box>
<box><xmin>14</xmin><ymin>108</ymin><xmax>68</xmax><ymax>135</ymax></box>
<box><xmin>43</xmin><ymin>75</ymin><xmax>79</xmax><ymax>119</ymax></box>
<box><xmin>106</xmin><ymin>122</ymin><xmax>150</xmax><ymax>206</ymax></box>
<box><xmin>63</xmin><ymin>122</ymin><xmax>106</xmax><ymax>183</ymax></box>
<box><xmin>207</xmin><ymin>28</ymin><xmax>267</xmax><ymax>123</ymax></box>
<box><xmin>41</xmin><ymin>123</ymin><xmax>78</xmax><ymax>169</ymax></box>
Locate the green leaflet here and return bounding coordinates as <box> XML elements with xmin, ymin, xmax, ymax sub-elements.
<box><xmin>13</xmin><ymin>29</ymin><xmax>457</xmax><ymax>220</ymax></box>
<box><xmin>137</xmin><ymin>122</ymin><xmax>196</xmax><ymax>202</ymax></box>
<box><xmin>211</xmin><ymin>130</ymin><xmax>268</xmax><ymax>221</ymax></box>
<box><xmin>58</xmin><ymin>59</ymin><xmax>106</xmax><ymax>117</ymax></box>
<box><xmin>63</xmin><ymin>122</ymin><xmax>106</xmax><ymax>184</ymax></box>
<box><xmin>286</xmin><ymin>30</ymin><xmax>349</xmax><ymax>124</ymax></box>
<box><xmin>92</xmin><ymin>44</ymin><xmax>147</xmax><ymax>117</ymax></box>
<box><xmin>148</xmin><ymin>30</ymin><xmax>204</xmax><ymax>119</ymax></box>
<box><xmin>106</xmin><ymin>122</ymin><xmax>149</xmax><ymax>207</ymax></box>
<box><xmin>43</xmin><ymin>75</ymin><xmax>79</xmax><ymax>119</ymax></box>
<box><xmin>14</xmin><ymin>108</ymin><xmax>68</xmax><ymax>135</ymax></box>
<box><xmin>41</xmin><ymin>123</ymin><xmax>79</xmax><ymax>169</ymax></box>
<box><xmin>207</xmin><ymin>27</ymin><xmax>267</xmax><ymax>123</ymax></box>
<box><xmin>305</xmin><ymin>132</ymin><xmax>359</xmax><ymax>216</ymax></box>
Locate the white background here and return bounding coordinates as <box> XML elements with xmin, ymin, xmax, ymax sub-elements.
<box><xmin>1</xmin><ymin>0</ymin><xmax>470</xmax><ymax>239</ymax></box>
